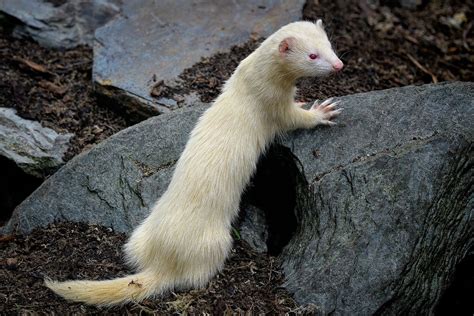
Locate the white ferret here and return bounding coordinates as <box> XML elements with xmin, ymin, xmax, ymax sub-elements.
<box><xmin>46</xmin><ymin>20</ymin><xmax>344</xmax><ymax>305</ymax></box>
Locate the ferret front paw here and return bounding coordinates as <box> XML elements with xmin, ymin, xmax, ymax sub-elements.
<box><xmin>310</xmin><ymin>98</ymin><xmax>343</xmax><ymax>126</ymax></box>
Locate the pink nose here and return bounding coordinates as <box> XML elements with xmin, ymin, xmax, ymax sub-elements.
<box><xmin>333</xmin><ymin>60</ymin><xmax>344</xmax><ymax>71</ymax></box>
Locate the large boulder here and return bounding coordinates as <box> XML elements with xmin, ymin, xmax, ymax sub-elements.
<box><xmin>279</xmin><ymin>85</ymin><xmax>473</xmax><ymax>314</ymax></box>
<box><xmin>1</xmin><ymin>82</ymin><xmax>472</xmax><ymax>314</ymax></box>
<box><xmin>1</xmin><ymin>103</ymin><xmax>207</xmax><ymax>233</ymax></box>
<box><xmin>92</xmin><ymin>0</ymin><xmax>306</xmax><ymax>115</ymax></box>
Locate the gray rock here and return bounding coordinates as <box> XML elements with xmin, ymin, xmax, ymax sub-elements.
<box><xmin>0</xmin><ymin>0</ymin><xmax>121</xmax><ymax>48</ymax></box>
<box><xmin>0</xmin><ymin>108</ymin><xmax>72</xmax><ymax>178</ymax></box>
<box><xmin>239</xmin><ymin>205</ymin><xmax>268</xmax><ymax>253</ymax></box>
<box><xmin>1</xmin><ymin>103</ymin><xmax>207</xmax><ymax>234</ymax></box>
<box><xmin>2</xmin><ymin>82</ymin><xmax>472</xmax><ymax>314</ymax></box>
<box><xmin>279</xmin><ymin>82</ymin><xmax>473</xmax><ymax>315</ymax></box>
<box><xmin>93</xmin><ymin>0</ymin><xmax>305</xmax><ymax>115</ymax></box>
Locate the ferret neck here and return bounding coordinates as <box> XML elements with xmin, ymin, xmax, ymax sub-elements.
<box><xmin>233</xmin><ymin>50</ymin><xmax>297</xmax><ymax>103</ymax></box>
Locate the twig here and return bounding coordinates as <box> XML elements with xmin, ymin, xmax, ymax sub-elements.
<box><xmin>12</xmin><ymin>56</ymin><xmax>49</xmax><ymax>74</ymax></box>
<box><xmin>406</xmin><ymin>53</ymin><xmax>438</xmax><ymax>83</ymax></box>
<box><xmin>463</xmin><ymin>21</ymin><xmax>472</xmax><ymax>51</ymax></box>
<box><xmin>404</xmin><ymin>34</ymin><xmax>419</xmax><ymax>45</ymax></box>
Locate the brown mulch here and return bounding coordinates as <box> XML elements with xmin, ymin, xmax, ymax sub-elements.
<box><xmin>0</xmin><ymin>31</ymin><xmax>129</xmax><ymax>162</ymax></box>
<box><xmin>0</xmin><ymin>222</ymin><xmax>309</xmax><ymax>315</ymax></box>
<box><xmin>297</xmin><ymin>0</ymin><xmax>473</xmax><ymax>100</ymax></box>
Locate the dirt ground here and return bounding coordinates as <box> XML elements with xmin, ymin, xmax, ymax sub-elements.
<box><xmin>0</xmin><ymin>0</ymin><xmax>473</xmax><ymax>314</ymax></box>
<box><xmin>0</xmin><ymin>223</ymin><xmax>309</xmax><ymax>314</ymax></box>
<box><xmin>0</xmin><ymin>31</ymin><xmax>129</xmax><ymax>162</ymax></box>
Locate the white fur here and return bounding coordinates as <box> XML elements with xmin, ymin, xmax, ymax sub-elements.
<box><xmin>45</xmin><ymin>21</ymin><xmax>343</xmax><ymax>306</ymax></box>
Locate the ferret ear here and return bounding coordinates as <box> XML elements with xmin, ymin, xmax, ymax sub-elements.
<box><xmin>316</xmin><ymin>19</ymin><xmax>324</xmax><ymax>29</ymax></box>
<box><xmin>279</xmin><ymin>37</ymin><xmax>296</xmax><ymax>56</ymax></box>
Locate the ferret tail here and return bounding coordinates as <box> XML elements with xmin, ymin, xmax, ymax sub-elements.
<box><xmin>44</xmin><ymin>270</ymin><xmax>167</xmax><ymax>306</ymax></box>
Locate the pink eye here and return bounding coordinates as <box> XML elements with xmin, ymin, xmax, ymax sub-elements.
<box><xmin>309</xmin><ymin>53</ymin><xmax>318</xmax><ymax>60</ymax></box>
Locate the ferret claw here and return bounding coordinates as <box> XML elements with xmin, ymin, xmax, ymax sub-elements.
<box><xmin>320</xmin><ymin>98</ymin><xmax>334</xmax><ymax>106</ymax></box>
<box><xmin>329</xmin><ymin>108</ymin><xmax>343</xmax><ymax>118</ymax></box>
<box><xmin>309</xmin><ymin>97</ymin><xmax>342</xmax><ymax>126</ymax></box>
<box><xmin>310</xmin><ymin>100</ymin><xmax>320</xmax><ymax>109</ymax></box>
<box><xmin>322</xmin><ymin>120</ymin><xmax>337</xmax><ymax>126</ymax></box>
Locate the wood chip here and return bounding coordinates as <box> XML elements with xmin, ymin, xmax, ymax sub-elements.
<box><xmin>38</xmin><ymin>80</ymin><xmax>68</xmax><ymax>96</ymax></box>
<box><xmin>0</xmin><ymin>235</ymin><xmax>15</xmax><ymax>242</ymax></box>
<box><xmin>404</xmin><ymin>34</ymin><xmax>419</xmax><ymax>45</ymax></box>
<box><xmin>150</xmin><ymin>80</ymin><xmax>164</xmax><ymax>97</ymax></box>
<box><xmin>12</xmin><ymin>56</ymin><xmax>49</xmax><ymax>74</ymax></box>
<box><xmin>6</xmin><ymin>257</ymin><xmax>18</xmax><ymax>266</ymax></box>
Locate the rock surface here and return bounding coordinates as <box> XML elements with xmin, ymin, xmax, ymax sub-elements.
<box><xmin>1</xmin><ymin>82</ymin><xmax>472</xmax><ymax>314</ymax></box>
<box><xmin>239</xmin><ymin>205</ymin><xmax>268</xmax><ymax>253</ymax></box>
<box><xmin>0</xmin><ymin>107</ymin><xmax>72</xmax><ymax>177</ymax></box>
<box><xmin>93</xmin><ymin>0</ymin><xmax>305</xmax><ymax>114</ymax></box>
<box><xmin>2</xmin><ymin>103</ymin><xmax>207</xmax><ymax>233</ymax></box>
<box><xmin>281</xmin><ymin>91</ymin><xmax>473</xmax><ymax>314</ymax></box>
<box><xmin>0</xmin><ymin>0</ymin><xmax>121</xmax><ymax>48</ymax></box>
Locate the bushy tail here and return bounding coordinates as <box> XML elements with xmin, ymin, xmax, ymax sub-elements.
<box><xmin>45</xmin><ymin>270</ymin><xmax>166</xmax><ymax>306</ymax></box>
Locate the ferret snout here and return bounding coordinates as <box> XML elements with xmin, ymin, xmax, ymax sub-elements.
<box><xmin>332</xmin><ymin>60</ymin><xmax>344</xmax><ymax>71</ymax></box>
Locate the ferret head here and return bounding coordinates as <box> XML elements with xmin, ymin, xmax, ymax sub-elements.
<box><xmin>274</xmin><ymin>20</ymin><xmax>343</xmax><ymax>78</ymax></box>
